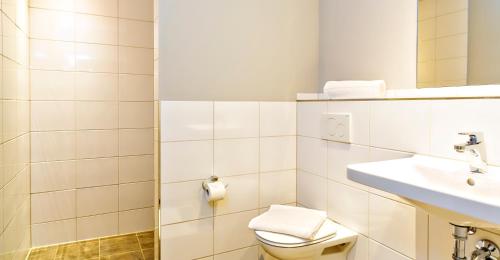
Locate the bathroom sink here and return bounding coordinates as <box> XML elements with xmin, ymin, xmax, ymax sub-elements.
<box><xmin>347</xmin><ymin>155</ymin><xmax>500</xmax><ymax>229</ymax></box>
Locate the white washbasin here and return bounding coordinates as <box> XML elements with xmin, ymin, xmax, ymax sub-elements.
<box><xmin>347</xmin><ymin>155</ymin><xmax>500</xmax><ymax>229</ymax></box>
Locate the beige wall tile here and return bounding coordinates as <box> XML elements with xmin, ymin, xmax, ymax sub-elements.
<box><xmin>436</xmin><ymin>0</ymin><xmax>468</xmax><ymax>16</ymax></box>
<box><xmin>118</xmin><ymin>0</ymin><xmax>153</xmax><ymax>21</ymax></box>
<box><xmin>30</xmin><ymin>8</ymin><xmax>75</xmax><ymax>41</ymax></box>
<box><xmin>31</xmin><ymin>70</ymin><xmax>75</xmax><ymax>100</ymax></box>
<box><xmin>118</xmin><ymin>181</ymin><xmax>154</xmax><ymax>211</ymax></box>
<box><xmin>28</xmin><ymin>0</ymin><xmax>155</xmax><ymax>244</ymax></box>
<box><xmin>118</xmin><ymin>46</ymin><xmax>153</xmax><ymax>75</ymax></box>
<box><xmin>75</xmin><ymin>72</ymin><xmax>118</xmax><ymax>101</ymax></box>
<box><xmin>436</xmin><ymin>34</ymin><xmax>467</xmax><ymax>60</ymax></box>
<box><xmin>418</xmin><ymin>18</ymin><xmax>436</xmax><ymax>41</ymax></box>
<box><xmin>417</xmin><ymin>40</ymin><xmax>436</xmax><ymax>63</ymax></box>
<box><xmin>3</xmin><ymin>14</ymin><xmax>28</xmax><ymax>63</ymax></box>
<box><xmin>119</xmin><ymin>128</ymin><xmax>153</xmax><ymax>156</ymax></box>
<box><xmin>76</xmin><ymin>130</ymin><xmax>118</xmax><ymax>158</ymax></box>
<box><xmin>118</xmin><ymin>155</ymin><xmax>153</xmax><ymax>183</ymax></box>
<box><xmin>75</xmin><ymin>0</ymin><xmax>118</xmax><ymax>17</ymax></box>
<box><xmin>119</xmin><ymin>19</ymin><xmax>153</xmax><ymax>48</ymax></box>
<box><xmin>31</xmin><ymin>101</ymin><xmax>75</xmax><ymax>131</ymax></box>
<box><xmin>31</xmin><ymin>190</ymin><xmax>76</xmax><ymax>223</ymax></box>
<box><xmin>418</xmin><ymin>0</ymin><xmax>435</xmax><ymax>20</ymax></box>
<box><xmin>3</xmin><ymin>137</ymin><xmax>30</xmax><ymax>184</ymax></box>
<box><xmin>32</xmin><ymin>219</ymin><xmax>76</xmax><ymax>247</ymax></box>
<box><xmin>119</xmin><ymin>101</ymin><xmax>153</xmax><ymax>128</ymax></box>
<box><xmin>118</xmin><ymin>207</ymin><xmax>154</xmax><ymax>234</ymax></box>
<box><xmin>75</xmin><ymin>14</ymin><xmax>117</xmax><ymax>45</ymax></box>
<box><xmin>76</xmin><ymin>101</ymin><xmax>118</xmax><ymax>130</ymax></box>
<box><xmin>76</xmin><ymin>213</ymin><xmax>118</xmax><ymax>240</ymax></box>
<box><xmin>76</xmin><ymin>43</ymin><xmax>118</xmax><ymax>73</ymax></box>
<box><xmin>30</xmin><ymin>0</ymin><xmax>75</xmax><ymax>11</ymax></box>
<box><xmin>118</xmin><ymin>74</ymin><xmax>153</xmax><ymax>101</ymax></box>
<box><xmin>0</xmin><ymin>191</ymin><xmax>3</xmax><ymax>234</ymax></box>
<box><xmin>31</xmin><ymin>161</ymin><xmax>77</xmax><ymax>193</ymax></box>
<box><xmin>76</xmin><ymin>185</ymin><xmax>118</xmax><ymax>217</ymax></box>
<box><xmin>3</xmin><ymin>168</ymin><xmax>29</xmax><ymax>224</ymax></box>
<box><xmin>435</xmin><ymin>57</ymin><xmax>467</xmax><ymax>83</ymax></box>
<box><xmin>436</xmin><ymin>10</ymin><xmax>468</xmax><ymax>37</ymax></box>
<box><xmin>3</xmin><ymin>100</ymin><xmax>18</xmax><ymax>141</ymax></box>
<box><xmin>417</xmin><ymin>61</ymin><xmax>436</xmax><ymax>84</ymax></box>
<box><xmin>30</xmin><ymin>39</ymin><xmax>75</xmax><ymax>71</ymax></box>
<box><xmin>76</xmin><ymin>157</ymin><xmax>118</xmax><ymax>188</ymax></box>
<box><xmin>3</xmin><ymin>59</ymin><xmax>21</xmax><ymax>100</ymax></box>
<box><xmin>31</xmin><ymin>131</ymin><xmax>76</xmax><ymax>162</ymax></box>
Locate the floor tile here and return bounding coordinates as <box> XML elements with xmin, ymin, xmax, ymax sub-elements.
<box><xmin>28</xmin><ymin>230</ymin><xmax>154</xmax><ymax>260</ymax></box>
<box><xmin>142</xmin><ymin>249</ymin><xmax>154</xmax><ymax>260</ymax></box>
<box><xmin>29</xmin><ymin>246</ymin><xmax>58</xmax><ymax>260</ymax></box>
<box><xmin>100</xmin><ymin>234</ymin><xmax>141</xmax><ymax>256</ymax></box>
<box><xmin>80</xmin><ymin>240</ymin><xmax>100</xmax><ymax>259</ymax></box>
<box><xmin>55</xmin><ymin>243</ymin><xmax>80</xmax><ymax>259</ymax></box>
<box><xmin>137</xmin><ymin>232</ymin><xmax>154</xmax><ymax>249</ymax></box>
<box><xmin>100</xmin><ymin>251</ymin><xmax>144</xmax><ymax>260</ymax></box>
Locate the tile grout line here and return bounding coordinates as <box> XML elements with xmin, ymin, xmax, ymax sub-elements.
<box><xmin>117</xmin><ymin>0</ymin><xmax>121</xmax><ymax>237</ymax></box>
<box><xmin>212</xmin><ymin>101</ymin><xmax>215</xmax><ymax>257</ymax></box>
<box><xmin>136</xmin><ymin>233</ymin><xmax>146</xmax><ymax>259</ymax></box>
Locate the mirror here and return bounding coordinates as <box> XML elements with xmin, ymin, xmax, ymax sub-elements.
<box><xmin>417</xmin><ymin>0</ymin><xmax>500</xmax><ymax>88</ymax></box>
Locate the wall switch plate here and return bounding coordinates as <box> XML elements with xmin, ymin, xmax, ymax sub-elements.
<box><xmin>322</xmin><ymin>113</ymin><xmax>351</xmax><ymax>143</ymax></box>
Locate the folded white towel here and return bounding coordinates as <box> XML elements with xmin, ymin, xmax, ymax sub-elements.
<box><xmin>248</xmin><ymin>205</ymin><xmax>327</xmax><ymax>240</ymax></box>
<box><xmin>323</xmin><ymin>80</ymin><xmax>386</xmax><ymax>98</ymax></box>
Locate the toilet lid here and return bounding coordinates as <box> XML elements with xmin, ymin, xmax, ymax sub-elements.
<box><xmin>255</xmin><ymin>219</ymin><xmax>338</xmax><ymax>248</ymax></box>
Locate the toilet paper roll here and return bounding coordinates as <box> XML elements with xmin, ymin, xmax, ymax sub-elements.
<box><xmin>204</xmin><ymin>181</ymin><xmax>226</xmax><ymax>202</ymax></box>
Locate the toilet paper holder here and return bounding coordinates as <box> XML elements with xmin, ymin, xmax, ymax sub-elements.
<box><xmin>202</xmin><ymin>176</ymin><xmax>228</xmax><ymax>191</ymax></box>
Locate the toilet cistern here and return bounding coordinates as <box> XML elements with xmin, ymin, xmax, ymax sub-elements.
<box><xmin>454</xmin><ymin>132</ymin><xmax>488</xmax><ymax>174</ymax></box>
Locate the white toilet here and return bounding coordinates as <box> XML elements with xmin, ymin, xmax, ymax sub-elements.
<box><xmin>255</xmin><ymin>219</ymin><xmax>357</xmax><ymax>260</ymax></box>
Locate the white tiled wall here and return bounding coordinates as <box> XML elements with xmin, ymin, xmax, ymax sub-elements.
<box><xmin>29</xmin><ymin>0</ymin><xmax>154</xmax><ymax>246</ymax></box>
<box><xmin>160</xmin><ymin>101</ymin><xmax>297</xmax><ymax>260</ymax></box>
<box><xmin>0</xmin><ymin>0</ymin><xmax>31</xmax><ymax>259</ymax></box>
<box><xmin>297</xmin><ymin>99</ymin><xmax>500</xmax><ymax>260</ymax></box>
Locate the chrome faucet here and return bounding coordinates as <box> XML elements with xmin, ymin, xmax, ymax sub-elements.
<box><xmin>454</xmin><ymin>132</ymin><xmax>488</xmax><ymax>174</ymax></box>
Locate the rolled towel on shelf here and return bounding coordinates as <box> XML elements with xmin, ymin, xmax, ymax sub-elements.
<box><xmin>323</xmin><ymin>80</ymin><xmax>386</xmax><ymax>98</ymax></box>
<box><xmin>248</xmin><ymin>205</ymin><xmax>327</xmax><ymax>240</ymax></box>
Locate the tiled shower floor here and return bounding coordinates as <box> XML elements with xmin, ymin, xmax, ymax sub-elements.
<box><xmin>28</xmin><ymin>231</ymin><xmax>154</xmax><ymax>260</ymax></box>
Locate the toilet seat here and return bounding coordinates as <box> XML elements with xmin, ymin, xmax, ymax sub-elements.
<box><xmin>255</xmin><ymin>219</ymin><xmax>338</xmax><ymax>248</ymax></box>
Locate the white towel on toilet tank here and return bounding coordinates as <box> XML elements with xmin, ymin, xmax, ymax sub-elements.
<box><xmin>323</xmin><ymin>80</ymin><xmax>386</xmax><ymax>98</ymax></box>
<box><xmin>248</xmin><ymin>205</ymin><xmax>327</xmax><ymax>240</ymax></box>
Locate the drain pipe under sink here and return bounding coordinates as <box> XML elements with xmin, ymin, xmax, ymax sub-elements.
<box><xmin>452</xmin><ymin>224</ymin><xmax>476</xmax><ymax>260</ymax></box>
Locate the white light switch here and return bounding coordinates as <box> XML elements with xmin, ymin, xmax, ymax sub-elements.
<box><xmin>322</xmin><ymin>113</ymin><xmax>351</xmax><ymax>143</ymax></box>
